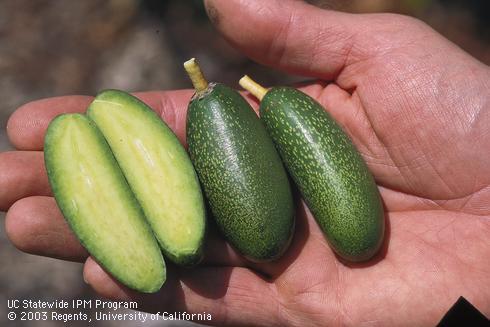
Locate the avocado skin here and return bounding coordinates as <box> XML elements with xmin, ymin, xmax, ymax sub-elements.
<box><xmin>260</xmin><ymin>87</ymin><xmax>384</xmax><ymax>262</ymax></box>
<box><xmin>186</xmin><ymin>83</ymin><xmax>295</xmax><ymax>262</ymax></box>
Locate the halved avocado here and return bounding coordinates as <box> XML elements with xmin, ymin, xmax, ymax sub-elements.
<box><xmin>44</xmin><ymin>114</ymin><xmax>166</xmax><ymax>292</ymax></box>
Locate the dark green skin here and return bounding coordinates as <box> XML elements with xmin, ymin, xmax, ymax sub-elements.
<box><xmin>186</xmin><ymin>83</ymin><xmax>295</xmax><ymax>262</ymax></box>
<box><xmin>260</xmin><ymin>87</ymin><xmax>385</xmax><ymax>262</ymax></box>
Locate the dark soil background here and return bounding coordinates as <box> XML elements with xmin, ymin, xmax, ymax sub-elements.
<box><xmin>0</xmin><ymin>0</ymin><xmax>488</xmax><ymax>326</ymax></box>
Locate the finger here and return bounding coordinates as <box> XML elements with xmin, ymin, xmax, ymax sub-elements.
<box><xmin>0</xmin><ymin>151</ymin><xmax>51</xmax><ymax>211</ymax></box>
<box><xmin>84</xmin><ymin>257</ymin><xmax>279</xmax><ymax>326</ymax></box>
<box><xmin>7</xmin><ymin>95</ymin><xmax>93</xmax><ymax>151</ymax></box>
<box><xmin>7</xmin><ymin>90</ymin><xmax>194</xmax><ymax>151</ymax></box>
<box><xmin>205</xmin><ymin>0</ymin><xmax>364</xmax><ymax>80</ymax></box>
<box><xmin>5</xmin><ymin>196</ymin><xmax>88</xmax><ymax>261</ymax></box>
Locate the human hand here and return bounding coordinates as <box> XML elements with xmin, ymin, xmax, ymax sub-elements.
<box><xmin>3</xmin><ymin>0</ymin><xmax>489</xmax><ymax>325</ymax></box>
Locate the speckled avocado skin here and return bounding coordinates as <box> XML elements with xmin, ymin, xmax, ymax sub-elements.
<box><xmin>186</xmin><ymin>83</ymin><xmax>295</xmax><ymax>262</ymax></box>
<box><xmin>260</xmin><ymin>87</ymin><xmax>384</xmax><ymax>262</ymax></box>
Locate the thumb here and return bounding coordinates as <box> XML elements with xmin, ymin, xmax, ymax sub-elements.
<box><xmin>205</xmin><ymin>0</ymin><xmax>363</xmax><ymax>80</ymax></box>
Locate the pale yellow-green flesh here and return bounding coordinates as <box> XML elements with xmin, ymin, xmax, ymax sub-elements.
<box><xmin>45</xmin><ymin>114</ymin><xmax>165</xmax><ymax>292</ymax></box>
<box><xmin>88</xmin><ymin>92</ymin><xmax>205</xmax><ymax>263</ymax></box>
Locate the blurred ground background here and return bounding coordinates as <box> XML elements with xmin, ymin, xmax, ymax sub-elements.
<box><xmin>0</xmin><ymin>0</ymin><xmax>488</xmax><ymax>326</ymax></box>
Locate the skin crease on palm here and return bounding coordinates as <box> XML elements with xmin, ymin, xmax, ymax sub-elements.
<box><xmin>1</xmin><ymin>0</ymin><xmax>489</xmax><ymax>326</ymax></box>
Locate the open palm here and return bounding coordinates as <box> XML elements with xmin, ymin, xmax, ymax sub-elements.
<box><xmin>2</xmin><ymin>0</ymin><xmax>489</xmax><ymax>326</ymax></box>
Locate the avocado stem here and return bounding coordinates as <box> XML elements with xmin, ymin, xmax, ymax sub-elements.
<box><xmin>239</xmin><ymin>75</ymin><xmax>268</xmax><ymax>101</ymax></box>
<box><xmin>184</xmin><ymin>58</ymin><xmax>209</xmax><ymax>93</ymax></box>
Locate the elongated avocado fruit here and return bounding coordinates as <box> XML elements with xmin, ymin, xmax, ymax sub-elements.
<box><xmin>44</xmin><ymin>114</ymin><xmax>165</xmax><ymax>292</ymax></box>
<box><xmin>184</xmin><ymin>59</ymin><xmax>294</xmax><ymax>261</ymax></box>
<box><xmin>87</xmin><ymin>90</ymin><xmax>206</xmax><ymax>266</ymax></box>
<box><xmin>240</xmin><ymin>76</ymin><xmax>385</xmax><ymax>262</ymax></box>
